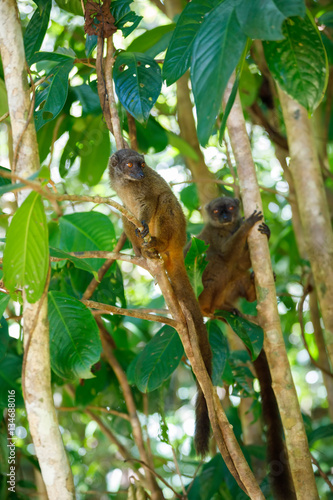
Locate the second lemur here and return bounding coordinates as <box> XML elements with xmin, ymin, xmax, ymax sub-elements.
<box><xmin>189</xmin><ymin>196</ymin><xmax>295</xmax><ymax>500</ymax></box>
<box><xmin>109</xmin><ymin>149</ymin><xmax>212</xmax><ymax>455</ymax></box>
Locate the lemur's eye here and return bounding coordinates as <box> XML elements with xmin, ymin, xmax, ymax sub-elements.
<box><xmin>141</xmin><ymin>162</ymin><xmax>145</xmax><ymax>168</ymax></box>
<box><xmin>213</xmin><ymin>209</ymin><xmax>219</xmax><ymax>214</ymax></box>
<box><xmin>228</xmin><ymin>206</ymin><xmax>234</xmax><ymax>210</ymax></box>
<box><xmin>127</xmin><ymin>162</ymin><xmax>133</xmax><ymax>167</ymax></box>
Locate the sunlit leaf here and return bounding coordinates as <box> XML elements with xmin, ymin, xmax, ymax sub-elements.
<box><xmin>24</xmin><ymin>0</ymin><xmax>52</xmax><ymax>63</ymax></box>
<box><xmin>264</xmin><ymin>13</ymin><xmax>328</xmax><ymax>112</ymax></box>
<box><xmin>3</xmin><ymin>192</ymin><xmax>49</xmax><ymax>303</ymax></box>
<box><xmin>114</xmin><ymin>52</ymin><xmax>162</xmax><ymax>123</ymax></box>
<box><xmin>217</xmin><ymin>311</ymin><xmax>264</xmax><ymax>360</ymax></box>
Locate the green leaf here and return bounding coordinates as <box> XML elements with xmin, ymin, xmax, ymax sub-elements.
<box><xmin>308</xmin><ymin>424</ymin><xmax>333</xmax><ymax>446</ymax></box>
<box><xmin>207</xmin><ymin>321</ymin><xmax>229</xmax><ymax>386</ymax></box>
<box><xmin>135</xmin><ymin>116</ymin><xmax>168</xmax><ymax>153</ymax></box>
<box><xmin>79</xmin><ymin>117</ymin><xmax>111</xmax><ymax>185</ymax></box>
<box><xmin>59</xmin><ymin>211</ymin><xmax>117</xmax><ymax>272</ymax></box>
<box><xmin>166</xmin><ymin>132</ymin><xmax>199</xmax><ymax>160</ymax></box>
<box><xmin>191</xmin><ymin>1</ymin><xmax>247</xmax><ymax>145</ymax></box>
<box><xmin>184</xmin><ymin>237</ymin><xmax>208</xmax><ymax>297</ymax></box>
<box><xmin>85</xmin><ymin>35</ymin><xmax>98</xmax><ymax>57</ymax></box>
<box><xmin>128</xmin><ymin>326</ymin><xmax>184</xmax><ymax>393</ymax></box>
<box><xmin>0</xmin><ymin>79</ymin><xmax>8</xmax><ymax>118</ymax></box>
<box><xmin>235</xmin><ymin>0</ymin><xmax>305</xmax><ymax>41</ymax></box>
<box><xmin>127</xmin><ymin>25</ymin><xmax>175</xmax><ymax>58</ymax></box>
<box><xmin>0</xmin><ymin>318</ymin><xmax>9</xmax><ymax>363</ymax></box>
<box><xmin>217</xmin><ymin>311</ymin><xmax>264</xmax><ymax>360</ymax></box>
<box><xmin>180</xmin><ymin>184</ymin><xmax>200</xmax><ymax>213</ymax></box>
<box><xmin>3</xmin><ymin>192</ymin><xmax>49</xmax><ymax>303</ymax></box>
<box><xmin>59</xmin><ymin>115</ymin><xmax>110</xmax><ymax>183</ymax></box>
<box><xmin>0</xmin><ymin>167</ymin><xmax>11</xmax><ymax>187</ymax></box>
<box><xmin>49</xmin><ymin>247</ymin><xmax>99</xmax><ymax>279</ymax></box>
<box><xmin>32</xmin><ymin>52</ymin><xmax>75</xmax><ymax>131</ymax></box>
<box><xmin>48</xmin><ymin>291</ymin><xmax>102</xmax><ymax>380</ymax></box>
<box><xmin>111</xmin><ymin>0</ymin><xmax>143</xmax><ymax>37</ymax></box>
<box><xmin>54</xmin><ymin>0</ymin><xmax>83</xmax><ymax>16</ymax></box>
<box><xmin>30</xmin><ymin>50</ymin><xmax>76</xmax><ymax>64</ymax></box>
<box><xmin>0</xmin><ymin>166</ymin><xmax>47</xmax><ymax>196</ymax></box>
<box><xmin>114</xmin><ymin>52</ymin><xmax>162</xmax><ymax>123</ymax></box>
<box><xmin>75</xmin><ymin>361</ymin><xmax>112</xmax><ymax>406</ymax></box>
<box><xmin>0</xmin><ymin>354</ymin><xmax>24</xmax><ymax>409</ymax></box>
<box><xmin>264</xmin><ymin>13</ymin><xmax>328</xmax><ymax>112</ymax></box>
<box><xmin>24</xmin><ymin>0</ymin><xmax>52</xmax><ymax>63</ymax></box>
<box><xmin>163</xmin><ymin>0</ymin><xmax>219</xmax><ymax>86</ymax></box>
<box><xmin>72</xmin><ymin>85</ymin><xmax>102</xmax><ymax>115</ymax></box>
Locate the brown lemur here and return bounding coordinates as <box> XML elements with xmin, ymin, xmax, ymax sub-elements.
<box><xmin>187</xmin><ymin>196</ymin><xmax>295</xmax><ymax>500</ymax></box>
<box><xmin>108</xmin><ymin>149</ymin><xmax>212</xmax><ymax>455</ymax></box>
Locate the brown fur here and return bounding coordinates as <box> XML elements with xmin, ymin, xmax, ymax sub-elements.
<box><xmin>192</xmin><ymin>196</ymin><xmax>296</xmax><ymax>499</ymax></box>
<box><xmin>109</xmin><ymin>149</ymin><xmax>212</xmax><ymax>455</ymax></box>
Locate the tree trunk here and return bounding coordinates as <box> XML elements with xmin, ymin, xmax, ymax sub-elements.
<box><xmin>0</xmin><ymin>1</ymin><xmax>75</xmax><ymax>498</ymax></box>
<box><xmin>224</xmin><ymin>78</ymin><xmax>319</xmax><ymax>500</ymax></box>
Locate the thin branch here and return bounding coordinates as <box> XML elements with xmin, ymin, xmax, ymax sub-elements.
<box><xmin>83</xmin><ymin>299</ymin><xmax>179</xmax><ymax>328</ymax></box>
<box><xmin>124</xmin><ymin>459</ymin><xmax>182</xmax><ymax>498</ymax></box>
<box><xmin>0</xmin><ymin>111</ymin><xmax>9</xmax><ymax>123</ymax></box>
<box><xmin>57</xmin><ymin>405</ymin><xmax>130</xmax><ymax>421</ymax></box>
<box><xmin>50</xmin><ymin>250</ymin><xmax>149</xmax><ymax>270</ymax></box>
<box><xmin>311</xmin><ymin>454</ymin><xmax>333</xmax><ymax>493</ymax></box>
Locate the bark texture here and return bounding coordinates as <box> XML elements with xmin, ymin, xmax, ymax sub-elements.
<box><xmin>278</xmin><ymin>87</ymin><xmax>333</xmax><ymax>368</ymax></box>
<box><xmin>224</xmin><ymin>79</ymin><xmax>319</xmax><ymax>500</ymax></box>
<box><xmin>0</xmin><ymin>1</ymin><xmax>75</xmax><ymax>497</ymax></box>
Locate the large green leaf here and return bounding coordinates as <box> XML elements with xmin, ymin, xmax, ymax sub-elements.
<box><xmin>3</xmin><ymin>192</ymin><xmax>49</xmax><ymax>303</ymax></box>
<box><xmin>162</xmin><ymin>0</ymin><xmax>219</xmax><ymax>86</ymax></box>
<box><xmin>127</xmin><ymin>326</ymin><xmax>184</xmax><ymax>393</ymax></box>
<box><xmin>217</xmin><ymin>311</ymin><xmax>264</xmax><ymax>360</ymax></box>
<box><xmin>184</xmin><ymin>237</ymin><xmax>208</xmax><ymax>297</ymax></box>
<box><xmin>127</xmin><ymin>25</ymin><xmax>175</xmax><ymax>58</ymax></box>
<box><xmin>79</xmin><ymin>117</ymin><xmax>111</xmax><ymax>185</ymax></box>
<box><xmin>111</xmin><ymin>0</ymin><xmax>143</xmax><ymax>37</ymax></box>
<box><xmin>207</xmin><ymin>321</ymin><xmax>229</xmax><ymax>386</ymax></box>
<box><xmin>113</xmin><ymin>52</ymin><xmax>162</xmax><ymax>123</ymax></box>
<box><xmin>235</xmin><ymin>0</ymin><xmax>305</xmax><ymax>41</ymax></box>
<box><xmin>59</xmin><ymin>211</ymin><xmax>117</xmax><ymax>272</ymax></box>
<box><xmin>31</xmin><ymin>51</ymin><xmax>75</xmax><ymax>131</ymax></box>
<box><xmin>0</xmin><ymin>79</ymin><xmax>8</xmax><ymax>118</ymax></box>
<box><xmin>0</xmin><ymin>354</ymin><xmax>24</xmax><ymax>409</ymax></box>
<box><xmin>24</xmin><ymin>0</ymin><xmax>52</xmax><ymax>63</ymax></box>
<box><xmin>264</xmin><ymin>13</ymin><xmax>328</xmax><ymax>112</ymax></box>
<box><xmin>191</xmin><ymin>0</ymin><xmax>247</xmax><ymax>146</ymax></box>
<box><xmin>54</xmin><ymin>0</ymin><xmax>83</xmax><ymax>15</ymax></box>
<box><xmin>48</xmin><ymin>291</ymin><xmax>102</xmax><ymax>380</ymax></box>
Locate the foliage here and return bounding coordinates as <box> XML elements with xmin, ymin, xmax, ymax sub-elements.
<box><xmin>0</xmin><ymin>0</ymin><xmax>333</xmax><ymax>498</ymax></box>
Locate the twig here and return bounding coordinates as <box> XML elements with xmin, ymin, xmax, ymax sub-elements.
<box><xmin>57</xmin><ymin>405</ymin><xmax>130</xmax><ymax>421</ymax></box>
<box><xmin>0</xmin><ymin>111</ymin><xmax>9</xmax><ymax>123</ymax></box>
<box><xmin>83</xmin><ymin>299</ymin><xmax>179</xmax><ymax>328</ymax></box>
<box><xmin>311</xmin><ymin>454</ymin><xmax>333</xmax><ymax>492</ymax></box>
<box><xmin>50</xmin><ymin>250</ymin><xmax>149</xmax><ymax>270</ymax></box>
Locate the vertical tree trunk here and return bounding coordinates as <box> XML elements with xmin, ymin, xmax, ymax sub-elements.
<box><xmin>278</xmin><ymin>88</ymin><xmax>333</xmax><ymax>369</ymax></box>
<box><xmin>0</xmin><ymin>1</ymin><xmax>75</xmax><ymax>498</ymax></box>
<box><xmin>224</xmin><ymin>79</ymin><xmax>319</xmax><ymax>500</ymax></box>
